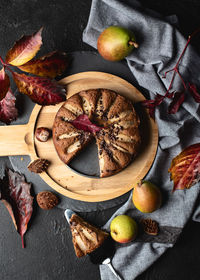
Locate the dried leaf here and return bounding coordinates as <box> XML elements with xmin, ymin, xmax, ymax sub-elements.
<box><xmin>0</xmin><ymin>176</ymin><xmax>17</xmax><ymax>230</ymax></box>
<box><xmin>0</xmin><ymin>68</ymin><xmax>10</xmax><ymax>101</ymax></box>
<box><xmin>154</xmin><ymin>93</ymin><xmax>165</xmax><ymax>106</ymax></box>
<box><xmin>141</xmin><ymin>99</ymin><xmax>156</xmax><ymax>119</ymax></box>
<box><xmin>0</xmin><ymin>89</ymin><xmax>18</xmax><ymax>124</ymax></box>
<box><xmin>188</xmin><ymin>83</ymin><xmax>200</xmax><ymax>103</ymax></box>
<box><xmin>169</xmin><ymin>143</ymin><xmax>200</xmax><ymax>191</ymax></box>
<box><xmin>1</xmin><ymin>199</ymin><xmax>18</xmax><ymax>230</ymax></box>
<box><xmin>148</xmin><ymin>106</ymin><xmax>155</xmax><ymax>119</ymax></box>
<box><xmin>166</xmin><ymin>91</ymin><xmax>175</xmax><ymax>99</ymax></box>
<box><xmin>0</xmin><ymin>169</ymin><xmax>33</xmax><ymax>248</ymax></box>
<box><xmin>142</xmin><ymin>91</ymin><xmax>176</xmax><ymax>118</ymax></box>
<box><xmin>141</xmin><ymin>99</ymin><xmax>155</xmax><ymax>108</ymax></box>
<box><xmin>168</xmin><ymin>91</ymin><xmax>185</xmax><ymax>114</ymax></box>
<box><xmin>6</xmin><ymin>28</ymin><xmax>43</xmax><ymax>66</ymax></box>
<box><xmin>18</xmin><ymin>51</ymin><xmax>69</xmax><ymax>78</ymax></box>
<box><xmin>12</xmin><ymin>72</ymin><xmax>66</xmax><ymax>105</ymax></box>
<box><xmin>71</xmin><ymin>114</ymin><xmax>102</xmax><ymax>134</ymax></box>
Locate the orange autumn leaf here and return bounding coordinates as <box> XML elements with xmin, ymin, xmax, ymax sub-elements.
<box><xmin>12</xmin><ymin>72</ymin><xmax>66</xmax><ymax>105</ymax></box>
<box><xmin>6</xmin><ymin>27</ymin><xmax>43</xmax><ymax>66</ymax></box>
<box><xmin>18</xmin><ymin>51</ymin><xmax>69</xmax><ymax>78</ymax></box>
<box><xmin>0</xmin><ymin>68</ymin><xmax>10</xmax><ymax>101</ymax></box>
<box><xmin>169</xmin><ymin>143</ymin><xmax>200</xmax><ymax>191</ymax></box>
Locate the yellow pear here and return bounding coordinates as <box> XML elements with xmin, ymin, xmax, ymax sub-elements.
<box><xmin>97</xmin><ymin>26</ymin><xmax>138</xmax><ymax>61</ymax></box>
<box><xmin>132</xmin><ymin>181</ymin><xmax>162</xmax><ymax>213</ymax></box>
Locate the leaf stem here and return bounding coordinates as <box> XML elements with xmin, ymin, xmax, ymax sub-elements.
<box><xmin>164</xmin><ymin>35</ymin><xmax>191</xmax><ymax>92</ymax></box>
<box><xmin>162</xmin><ymin>68</ymin><xmax>174</xmax><ymax>78</ymax></box>
<box><xmin>0</xmin><ymin>56</ymin><xmax>12</xmax><ymax>68</ymax></box>
<box><xmin>0</xmin><ymin>56</ymin><xmax>5</xmax><ymax>66</ymax></box>
<box><xmin>176</xmin><ymin>70</ymin><xmax>187</xmax><ymax>89</ymax></box>
<box><xmin>21</xmin><ymin>235</ymin><xmax>25</xmax><ymax>248</ymax></box>
<box><xmin>6</xmin><ymin>66</ymin><xmax>14</xmax><ymax>74</ymax></box>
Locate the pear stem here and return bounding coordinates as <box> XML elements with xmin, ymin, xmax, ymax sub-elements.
<box><xmin>137</xmin><ymin>180</ymin><xmax>142</xmax><ymax>187</ymax></box>
<box><xmin>128</xmin><ymin>41</ymin><xmax>139</xmax><ymax>48</ymax></box>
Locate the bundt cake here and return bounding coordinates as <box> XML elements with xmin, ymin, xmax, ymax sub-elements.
<box><xmin>52</xmin><ymin>88</ymin><xmax>140</xmax><ymax>177</ymax></box>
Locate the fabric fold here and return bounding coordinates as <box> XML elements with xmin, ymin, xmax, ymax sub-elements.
<box><xmin>83</xmin><ymin>0</ymin><xmax>200</xmax><ymax>279</ymax></box>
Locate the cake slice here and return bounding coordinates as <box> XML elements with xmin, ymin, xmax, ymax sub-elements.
<box><xmin>79</xmin><ymin>89</ymin><xmax>101</xmax><ymax>118</ymax></box>
<box><xmin>95</xmin><ymin>132</ymin><xmax>121</xmax><ymax>177</ymax></box>
<box><xmin>69</xmin><ymin>214</ymin><xmax>109</xmax><ymax>258</ymax></box>
<box><xmin>52</xmin><ymin>109</ymin><xmax>92</xmax><ymax>164</ymax></box>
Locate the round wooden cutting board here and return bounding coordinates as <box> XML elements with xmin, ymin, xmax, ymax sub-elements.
<box><xmin>0</xmin><ymin>72</ymin><xmax>158</xmax><ymax>202</ymax></box>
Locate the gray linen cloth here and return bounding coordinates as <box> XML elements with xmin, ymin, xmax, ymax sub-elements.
<box><xmin>83</xmin><ymin>0</ymin><xmax>200</xmax><ymax>279</ymax></box>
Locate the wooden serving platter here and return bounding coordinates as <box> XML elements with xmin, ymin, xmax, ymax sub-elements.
<box><xmin>0</xmin><ymin>72</ymin><xmax>158</xmax><ymax>202</ymax></box>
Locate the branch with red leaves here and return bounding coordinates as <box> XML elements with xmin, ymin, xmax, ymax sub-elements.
<box><xmin>142</xmin><ymin>28</ymin><xmax>200</xmax><ymax>118</ymax></box>
<box><xmin>0</xmin><ymin>28</ymin><xmax>69</xmax><ymax>124</ymax></box>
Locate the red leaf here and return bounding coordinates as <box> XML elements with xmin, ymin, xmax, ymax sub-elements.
<box><xmin>168</xmin><ymin>91</ymin><xmax>185</xmax><ymax>114</ymax></box>
<box><xmin>169</xmin><ymin>143</ymin><xmax>200</xmax><ymax>192</ymax></box>
<box><xmin>0</xmin><ymin>68</ymin><xmax>10</xmax><ymax>101</ymax></box>
<box><xmin>12</xmin><ymin>72</ymin><xmax>66</xmax><ymax>105</ymax></box>
<box><xmin>148</xmin><ymin>107</ymin><xmax>155</xmax><ymax>119</ymax></box>
<box><xmin>18</xmin><ymin>51</ymin><xmax>69</xmax><ymax>78</ymax></box>
<box><xmin>0</xmin><ymin>89</ymin><xmax>18</xmax><ymax>124</ymax></box>
<box><xmin>6</xmin><ymin>27</ymin><xmax>43</xmax><ymax>66</ymax></box>
<box><xmin>166</xmin><ymin>91</ymin><xmax>175</xmax><ymax>99</ymax></box>
<box><xmin>142</xmin><ymin>91</ymin><xmax>176</xmax><ymax>118</ymax></box>
<box><xmin>71</xmin><ymin>114</ymin><xmax>102</xmax><ymax>134</ymax></box>
<box><xmin>154</xmin><ymin>93</ymin><xmax>165</xmax><ymax>106</ymax></box>
<box><xmin>1</xmin><ymin>199</ymin><xmax>18</xmax><ymax>230</ymax></box>
<box><xmin>141</xmin><ymin>100</ymin><xmax>156</xmax><ymax>118</ymax></box>
<box><xmin>141</xmin><ymin>99</ymin><xmax>156</xmax><ymax>108</ymax></box>
<box><xmin>188</xmin><ymin>83</ymin><xmax>200</xmax><ymax>103</ymax></box>
<box><xmin>0</xmin><ymin>169</ymin><xmax>33</xmax><ymax>248</ymax></box>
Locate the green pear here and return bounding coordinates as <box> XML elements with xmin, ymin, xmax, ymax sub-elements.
<box><xmin>97</xmin><ymin>26</ymin><xmax>138</xmax><ymax>61</ymax></box>
<box><xmin>132</xmin><ymin>181</ymin><xmax>162</xmax><ymax>213</ymax></box>
<box><xmin>110</xmin><ymin>215</ymin><xmax>138</xmax><ymax>243</ymax></box>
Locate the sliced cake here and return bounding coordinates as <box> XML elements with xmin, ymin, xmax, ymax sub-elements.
<box><xmin>69</xmin><ymin>213</ymin><xmax>109</xmax><ymax>258</ymax></box>
<box><xmin>52</xmin><ymin>88</ymin><xmax>141</xmax><ymax>177</ymax></box>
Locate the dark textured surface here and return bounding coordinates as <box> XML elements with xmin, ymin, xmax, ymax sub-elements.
<box><xmin>1</xmin><ymin>0</ymin><xmax>200</xmax><ymax>280</ymax></box>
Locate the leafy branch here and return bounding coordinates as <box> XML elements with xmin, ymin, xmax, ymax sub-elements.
<box><xmin>0</xmin><ymin>28</ymin><xmax>69</xmax><ymax>124</ymax></box>
<box><xmin>142</xmin><ymin>28</ymin><xmax>200</xmax><ymax>117</ymax></box>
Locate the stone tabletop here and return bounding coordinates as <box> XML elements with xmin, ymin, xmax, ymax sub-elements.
<box><xmin>0</xmin><ymin>1</ymin><xmax>200</xmax><ymax>280</ymax></box>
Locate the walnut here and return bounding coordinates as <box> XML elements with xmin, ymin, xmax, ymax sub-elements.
<box><xmin>36</xmin><ymin>191</ymin><xmax>59</xmax><ymax>210</ymax></box>
<box><xmin>27</xmin><ymin>159</ymin><xmax>50</xmax><ymax>173</ymax></box>
<box><xmin>140</xmin><ymin>218</ymin><xmax>159</xmax><ymax>236</ymax></box>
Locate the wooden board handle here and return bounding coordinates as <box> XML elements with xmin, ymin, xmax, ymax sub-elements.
<box><xmin>0</xmin><ymin>124</ymin><xmax>31</xmax><ymax>156</ymax></box>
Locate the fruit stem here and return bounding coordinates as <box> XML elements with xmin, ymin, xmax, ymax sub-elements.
<box><xmin>137</xmin><ymin>180</ymin><xmax>142</xmax><ymax>187</ymax></box>
<box><xmin>128</xmin><ymin>41</ymin><xmax>139</xmax><ymax>48</ymax></box>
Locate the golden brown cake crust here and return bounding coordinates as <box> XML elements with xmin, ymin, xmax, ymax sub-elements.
<box><xmin>52</xmin><ymin>88</ymin><xmax>141</xmax><ymax>177</ymax></box>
